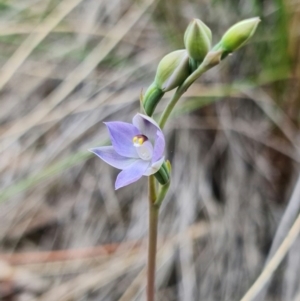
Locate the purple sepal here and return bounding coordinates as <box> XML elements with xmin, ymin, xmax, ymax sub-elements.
<box><xmin>89</xmin><ymin>146</ymin><xmax>136</xmax><ymax>170</ymax></box>
<box><xmin>105</xmin><ymin>121</ymin><xmax>140</xmax><ymax>158</ymax></box>
<box><xmin>115</xmin><ymin>160</ymin><xmax>150</xmax><ymax>189</ymax></box>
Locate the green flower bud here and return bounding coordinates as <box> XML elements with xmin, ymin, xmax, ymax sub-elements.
<box><xmin>143</xmin><ymin>83</ymin><xmax>164</xmax><ymax>116</ymax></box>
<box><xmin>218</xmin><ymin>17</ymin><xmax>260</xmax><ymax>53</ymax></box>
<box><xmin>154</xmin><ymin>50</ymin><xmax>190</xmax><ymax>92</ymax></box>
<box><xmin>184</xmin><ymin>18</ymin><xmax>212</xmax><ymax>62</ymax></box>
<box><xmin>154</xmin><ymin>161</ymin><xmax>170</xmax><ymax>185</ymax></box>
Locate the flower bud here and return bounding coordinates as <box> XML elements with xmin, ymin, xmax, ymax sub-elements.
<box><xmin>143</xmin><ymin>83</ymin><xmax>164</xmax><ymax>116</ymax></box>
<box><xmin>218</xmin><ymin>17</ymin><xmax>260</xmax><ymax>53</ymax></box>
<box><xmin>154</xmin><ymin>50</ymin><xmax>190</xmax><ymax>92</ymax></box>
<box><xmin>154</xmin><ymin>161</ymin><xmax>170</xmax><ymax>185</ymax></box>
<box><xmin>184</xmin><ymin>18</ymin><xmax>212</xmax><ymax>62</ymax></box>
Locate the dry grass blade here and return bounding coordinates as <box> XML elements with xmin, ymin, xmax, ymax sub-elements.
<box><xmin>34</xmin><ymin>254</ymin><xmax>143</xmax><ymax>301</ymax></box>
<box><xmin>118</xmin><ymin>268</ymin><xmax>147</xmax><ymax>301</ymax></box>
<box><xmin>266</xmin><ymin>173</ymin><xmax>300</xmax><ymax>257</ymax></box>
<box><xmin>0</xmin><ymin>0</ymin><xmax>155</xmax><ymax>150</ymax></box>
<box><xmin>13</xmin><ymin>222</ymin><xmax>208</xmax><ymax>301</ymax></box>
<box><xmin>253</xmin><ymin>172</ymin><xmax>300</xmax><ymax>301</ymax></box>
<box><xmin>241</xmin><ymin>88</ymin><xmax>300</xmax><ymax>151</ymax></box>
<box><xmin>240</xmin><ymin>212</ymin><xmax>300</xmax><ymax>301</ymax></box>
<box><xmin>283</xmin><ymin>235</ymin><xmax>300</xmax><ymax>300</ymax></box>
<box><xmin>0</xmin><ymin>24</ymin><xmax>144</xmax><ymax>45</ymax></box>
<box><xmin>0</xmin><ymin>0</ymin><xmax>85</xmax><ymax>91</ymax></box>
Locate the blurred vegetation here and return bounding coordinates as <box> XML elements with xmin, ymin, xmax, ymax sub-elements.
<box><xmin>0</xmin><ymin>0</ymin><xmax>300</xmax><ymax>300</ymax></box>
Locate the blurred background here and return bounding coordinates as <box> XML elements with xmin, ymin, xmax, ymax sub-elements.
<box><xmin>0</xmin><ymin>0</ymin><xmax>300</xmax><ymax>300</ymax></box>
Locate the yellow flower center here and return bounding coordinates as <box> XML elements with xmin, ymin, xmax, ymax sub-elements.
<box><xmin>133</xmin><ymin>135</ymin><xmax>147</xmax><ymax>146</ymax></box>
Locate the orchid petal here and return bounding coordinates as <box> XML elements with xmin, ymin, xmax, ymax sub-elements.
<box><xmin>89</xmin><ymin>146</ymin><xmax>137</xmax><ymax>169</ymax></box>
<box><xmin>135</xmin><ymin>140</ymin><xmax>153</xmax><ymax>161</ymax></box>
<box><xmin>143</xmin><ymin>156</ymin><xmax>165</xmax><ymax>176</ymax></box>
<box><xmin>152</xmin><ymin>130</ymin><xmax>165</xmax><ymax>163</ymax></box>
<box><xmin>132</xmin><ymin>113</ymin><xmax>160</xmax><ymax>142</ymax></box>
<box><xmin>105</xmin><ymin>121</ymin><xmax>140</xmax><ymax>158</ymax></box>
<box><xmin>115</xmin><ymin>160</ymin><xmax>150</xmax><ymax>189</ymax></box>
<box><xmin>90</xmin><ymin>114</ymin><xmax>167</xmax><ymax>189</ymax></box>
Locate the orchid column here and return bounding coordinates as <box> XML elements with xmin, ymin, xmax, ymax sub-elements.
<box><xmin>90</xmin><ymin>16</ymin><xmax>260</xmax><ymax>301</ymax></box>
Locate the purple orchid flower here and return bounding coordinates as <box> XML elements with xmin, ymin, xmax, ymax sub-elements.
<box><xmin>89</xmin><ymin>113</ymin><xmax>165</xmax><ymax>190</ymax></box>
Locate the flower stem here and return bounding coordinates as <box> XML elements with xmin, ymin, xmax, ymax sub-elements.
<box><xmin>147</xmin><ymin>175</ymin><xmax>158</xmax><ymax>301</ymax></box>
<box><xmin>159</xmin><ymin>50</ymin><xmax>221</xmax><ymax>129</ymax></box>
<box><xmin>146</xmin><ymin>51</ymin><xmax>220</xmax><ymax>301</ymax></box>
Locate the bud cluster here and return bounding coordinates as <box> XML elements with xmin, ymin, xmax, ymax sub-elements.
<box><xmin>142</xmin><ymin>16</ymin><xmax>260</xmax><ymax>116</ymax></box>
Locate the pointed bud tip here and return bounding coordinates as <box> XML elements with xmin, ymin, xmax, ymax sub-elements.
<box><xmin>219</xmin><ymin>16</ymin><xmax>261</xmax><ymax>53</ymax></box>
<box><xmin>249</xmin><ymin>16</ymin><xmax>261</xmax><ymax>23</ymax></box>
<box><xmin>184</xmin><ymin>18</ymin><xmax>212</xmax><ymax>62</ymax></box>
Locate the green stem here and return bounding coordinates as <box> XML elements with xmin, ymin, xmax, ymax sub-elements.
<box><xmin>146</xmin><ymin>50</ymin><xmax>219</xmax><ymax>301</ymax></box>
<box><xmin>148</xmin><ymin>175</ymin><xmax>157</xmax><ymax>202</ymax></box>
<box><xmin>147</xmin><ymin>175</ymin><xmax>158</xmax><ymax>301</ymax></box>
<box><xmin>147</xmin><ymin>176</ymin><xmax>170</xmax><ymax>301</ymax></box>
<box><xmin>159</xmin><ymin>51</ymin><xmax>221</xmax><ymax>129</ymax></box>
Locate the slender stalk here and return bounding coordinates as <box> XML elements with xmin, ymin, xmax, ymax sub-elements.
<box><xmin>147</xmin><ymin>175</ymin><xmax>159</xmax><ymax>301</ymax></box>
<box><xmin>148</xmin><ymin>175</ymin><xmax>157</xmax><ymax>202</ymax></box>
<box><xmin>159</xmin><ymin>50</ymin><xmax>221</xmax><ymax>129</ymax></box>
<box><xmin>146</xmin><ymin>51</ymin><xmax>221</xmax><ymax>300</ymax></box>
